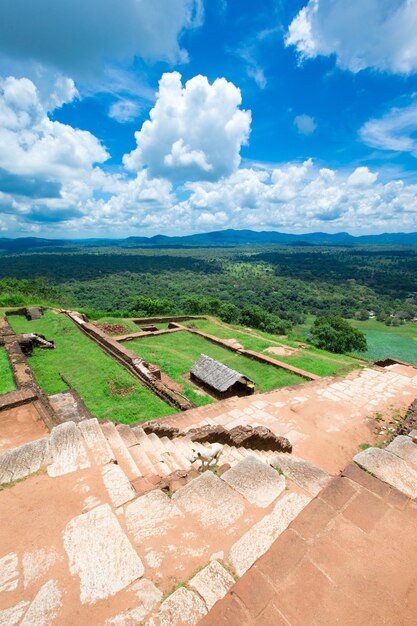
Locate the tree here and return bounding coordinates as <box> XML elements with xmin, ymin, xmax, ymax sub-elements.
<box><xmin>310</xmin><ymin>315</ymin><xmax>367</xmax><ymax>354</ymax></box>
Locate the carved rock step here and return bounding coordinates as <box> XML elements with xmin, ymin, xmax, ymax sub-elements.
<box><xmin>47</xmin><ymin>422</ymin><xmax>90</xmax><ymax>478</ymax></box>
<box><xmin>386</xmin><ymin>435</ymin><xmax>417</xmax><ymax>467</ymax></box>
<box><xmin>79</xmin><ymin>418</ymin><xmax>115</xmax><ymax>465</ymax></box>
<box><xmin>0</xmin><ymin>437</ymin><xmax>51</xmax><ymax>484</ymax></box>
<box><xmin>354</xmin><ymin>446</ymin><xmax>417</xmax><ymax>499</ymax></box>
<box><xmin>221</xmin><ymin>456</ymin><xmax>286</xmax><ymax>508</ymax></box>
<box><xmin>229</xmin><ymin>491</ymin><xmax>311</xmax><ymax>576</ymax></box>
<box><xmin>269</xmin><ymin>452</ymin><xmax>331</xmax><ymax>496</ymax></box>
<box><xmin>100</xmin><ymin>422</ymin><xmax>141</xmax><ymax>480</ymax></box>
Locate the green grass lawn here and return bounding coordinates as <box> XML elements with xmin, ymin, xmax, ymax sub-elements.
<box><xmin>8</xmin><ymin>311</ymin><xmax>176</xmax><ymax>423</ymax></box>
<box><xmin>187</xmin><ymin>318</ymin><xmax>359</xmax><ymax>377</ymax></box>
<box><xmin>128</xmin><ymin>330</ymin><xmax>305</xmax><ymax>399</ymax></box>
<box><xmin>349</xmin><ymin>319</ymin><xmax>417</xmax><ymax>364</ymax></box>
<box><xmin>0</xmin><ymin>348</ymin><xmax>15</xmax><ymax>394</ymax></box>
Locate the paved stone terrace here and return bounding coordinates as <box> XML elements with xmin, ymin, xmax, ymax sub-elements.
<box><xmin>162</xmin><ymin>364</ymin><xmax>417</xmax><ymax>473</ymax></box>
<box><xmin>202</xmin><ymin>463</ymin><xmax>417</xmax><ymax>626</ymax></box>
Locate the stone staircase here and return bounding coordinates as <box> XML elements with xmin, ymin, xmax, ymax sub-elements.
<box><xmin>354</xmin><ymin>430</ymin><xmax>417</xmax><ymax>499</ymax></box>
<box><xmin>0</xmin><ymin>419</ymin><xmax>329</xmax><ymax>625</ymax></box>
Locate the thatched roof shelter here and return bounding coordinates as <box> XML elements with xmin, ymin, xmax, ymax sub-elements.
<box><xmin>190</xmin><ymin>354</ymin><xmax>254</xmax><ymax>394</ymax></box>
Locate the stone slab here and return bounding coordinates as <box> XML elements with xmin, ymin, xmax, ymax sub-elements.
<box><xmin>145</xmin><ymin>587</ymin><xmax>207</xmax><ymax>626</ymax></box>
<box><xmin>0</xmin><ymin>552</ymin><xmax>18</xmax><ymax>592</ymax></box>
<box><xmin>0</xmin><ymin>437</ymin><xmax>51</xmax><ymax>484</ymax></box>
<box><xmin>47</xmin><ymin>422</ymin><xmax>90</xmax><ymax>478</ymax></box>
<box><xmin>101</xmin><ymin>463</ymin><xmax>136</xmax><ymax>508</ymax></box>
<box><xmin>228</xmin><ymin>492</ymin><xmax>311</xmax><ymax>576</ymax></box>
<box><xmin>386</xmin><ymin>435</ymin><xmax>417</xmax><ymax>466</ymax></box>
<box><xmin>354</xmin><ymin>447</ymin><xmax>417</xmax><ymax>499</ymax></box>
<box><xmin>0</xmin><ymin>601</ymin><xmax>29</xmax><ymax>626</ymax></box>
<box><xmin>79</xmin><ymin>419</ymin><xmax>115</xmax><ymax>465</ymax></box>
<box><xmin>172</xmin><ymin>471</ymin><xmax>246</xmax><ymax>529</ymax></box>
<box><xmin>23</xmin><ymin>548</ymin><xmax>61</xmax><ymax>589</ymax></box>
<box><xmin>63</xmin><ymin>503</ymin><xmax>144</xmax><ymax>604</ymax></box>
<box><xmin>104</xmin><ymin>579</ymin><xmax>162</xmax><ymax>625</ymax></box>
<box><xmin>221</xmin><ymin>456</ymin><xmax>286</xmax><ymax>508</ymax></box>
<box><xmin>270</xmin><ymin>453</ymin><xmax>331</xmax><ymax>496</ymax></box>
<box><xmin>20</xmin><ymin>579</ymin><xmax>62</xmax><ymax>626</ymax></box>
<box><xmin>125</xmin><ymin>490</ymin><xmax>184</xmax><ymax>543</ymax></box>
<box><xmin>188</xmin><ymin>560</ymin><xmax>235</xmax><ymax>610</ymax></box>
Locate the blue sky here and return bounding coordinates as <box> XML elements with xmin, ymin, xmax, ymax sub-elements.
<box><xmin>1</xmin><ymin>0</ymin><xmax>417</xmax><ymax>237</ymax></box>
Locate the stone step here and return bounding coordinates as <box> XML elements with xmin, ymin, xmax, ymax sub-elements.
<box><xmin>63</xmin><ymin>503</ymin><xmax>144</xmax><ymax>605</ymax></box>
<box><xmin>79</xmin><ymin>419</ymin><xmax>115</xmax><ymax>465</ymax></box>
<box><xmin>116</xmin><ymin>424</ymin><xmax>139</xmax><ymax>448</ymax></box>
<box><xmin>144</xmin><ymin>587</ymin><xmax>207</xmax><ymax>626</ymax></box>
<box><xmin>269</xmin><ymin>453</ymin><xmax>331</xmax><ymax>496</ymax></box>
<box><xmin>228</xmin><ymin>491</ymin><xmax>311</xmax><ymax>576</ymax></box>
<box><xmin>147</xmin><ymin>433</ymin><xmax>183</xmax><ymax>473</ymax></box>
<box><xmin>221</xmin><ymin>456</ymin><xmax>286</xmax><ymax>508</ymax></box>
<box><xmin>101</xmin><ymin>463</ymin><xmax>136</xmax><ymax>508</ymax></box>
<box><xmin>188</xmin><ymin>560</ymin><xmax>235</xmax><ymax>611</ymax></box>
<box><xmin>100</xmin><ymin>422</ymin><xmax>141</xmax><ymax>480</ymax></box>
<box><xmin>47</xmin><ymin>422</ymin><xmax>90</xmax><ymax>478</ymax></box>
<box><xmin>135</xmin><ymin>434</ymin><xmax>172</xmax><ymax>477</ymax></box>
<box><xmin>125</xmin><ymin>428</ymin><xmax>158</xmax><ymax>478</ymax></box>
<box><xmin>386</xmin><ymin>435</ymin><xmax>417</xmax><ymax>467</ymax></box>
<box><xmin>172</xmin><ymin>470</ymin><xmax>247</xmax><ymax>530</ymax></box>
<box><xmin>160</xmin><ymin>436</ymin><xmax>191</xmax><ymax>471</ymax></box>
<box><xmin>354</xmin><ymin>447</ymin><xmax>417</xmax><ymax>499</ymax></box>
<box><xmin>0</xmin><ymin>437</ymin><xmax>51</xmax><ymax>484</ymax></box>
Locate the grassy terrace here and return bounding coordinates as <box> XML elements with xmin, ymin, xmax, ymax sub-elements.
<box><xmin>187</xmin><ymin>318</ymin><xmax>359</xmax><ymax>377</ymax></box>
<box><xmin>0</xmin><ymin>348</ymin><xmax>15</xmax><ymax>394</ymax></box>
<box><xmin>127</xmin><ymin>330</ymin><xmax>305</xmax><ymax>403</ymax></box>
<box><xmin>8</xmin><ymin>311</ymin><xmax>176</xmax><ymax>423</ymax></box>
<box><xmin>349</xmin><ymin>319</ymin><xmax>417</xmax><ymax>365</ymax></box>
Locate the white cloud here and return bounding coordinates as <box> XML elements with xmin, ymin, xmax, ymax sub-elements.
<box><xmin>360</xmin><ymin>99</ymin><xmax>417</xmax><ymax>156</ymax></box>
<box><xmin>348</xmin><ymin>167</ymin><xmax>379</xmax><ymax>187</ymax></box>
<box><xmin>286</xmin><ymin>0</ymin><xmax>417</xmax><ymax>75</ymax></box>
<box><xmin>123</xmin><ymin>72</ymin><xmax>251</xmax><ymax>182</ymax></box>
<box><xmin>108</xmin><ymin>99</ymin><xmax>141</xmax><ymax>124</ymax></box>
<box><xmin>294</xmin><ymin>114</ymin><xmax>317</xmax><ymax>135</ymax></box>
<box><xmin>0</xmin><ymin>0</ymin><xmax>203</xmax><ymax>79</ymax></box>
<box><xmin>0</xmin><ymin>75</ymin><xmax>113</xmax><ymax>225</ymax></box>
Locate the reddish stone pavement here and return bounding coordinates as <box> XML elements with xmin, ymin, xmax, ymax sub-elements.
<box><xmin>201</xmin><ymin>464</ymin><xmax>417</xmax><ymax>626</ymax></box>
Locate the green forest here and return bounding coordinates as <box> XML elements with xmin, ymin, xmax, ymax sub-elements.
<box><xmin>0</xmin><ymin>243</ymin><xmax>416</xmax><ymax>361</ymax></box>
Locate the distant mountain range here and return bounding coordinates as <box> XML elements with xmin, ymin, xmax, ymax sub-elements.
<box><xmin>1</xmin><ymin>229</ymin><xmax>417</xmax><ymax>253</ymax></box>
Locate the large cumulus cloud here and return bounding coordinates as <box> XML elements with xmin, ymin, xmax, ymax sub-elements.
<box><xmin>123</xmin><ymin>72</ymin><xmax>251</xmax><ymax>182</ymax></box>
<box><xmin>285</xmin><ymin>0</ymin><xmax>417</xmax><ymax>75</ymax></box>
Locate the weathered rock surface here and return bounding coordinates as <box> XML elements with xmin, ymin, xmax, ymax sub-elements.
<box><xmin>104</xmin><ymin>579</ymin><xmax>162</xmax><ymax>625</ymax></box>
<box><xmin>0</xmin><ymin>601</ymin><xmax>29</xmax><ymax>626</ymax></box>
<box><xmin>229</xmin><ymin>492</ymin><xmax>311</xmax><ymax>576</ymax></box>
<box><xmin>172</xmin><ymin>471</ymin><xmax>245</xmax><ymax>529</ymax></box>
<box><xmin>20</xmin><ymin>579</ymin><xmax>62</xmax><ymax>626</ymax></box>
<box><xmin>0</xmin><ymin>437</ymin><xmax>51</xmax><ymax>484</ymax></box>
<box><xmin>101</xmin><ymin>463</ymin><xmax>136</xmax><ymax>508</ymax></box>
<box><xmin>188</xmin><ymin>560</ymin><xmax>235</xmax><ymax>610</ymax></box>
<box><xmin>270</xmin><ymin>453</ymin><xmax>331</xmax><ymax>496</ymax></box>
<box><xmin>22</xmin><ymin>548</ymin><xmax>61</xmax><ymax>589</ymax></box>
<box><xmin>221</xmin><ymin>456</ymin><xmax>286</xmax><ymax>507</ymax></box>
<box><xmin>145</xmin><ymin>587</ymin><xmax>207</xmax><ymax>626</ymax></box>
<box><xmin>63</xmin><ymin>504</ymin><xmax>144</xmax><ymax>604</ymax></box>
<box><xmin>125</xmin><ymin>490</ymin><xmax>184</xmax><ymax>543</ymax></box>
<box><xmin>386</xmin><ymin>435</ymin><xmax>417</xmax><ymax>466</ymax></box>
<box><xmin>0</xmin><ymin>552</ymin><xmax>18</xmax><ymax>592</ymax></box>
<box><xmin>47</xmin><ymin>422</ymin><xmax>90</xmax><ymax>477</ymax></box>
<box><xmin>354</xmin><ymin>447</ymin><xmax>417</xmax><ymax>499</ymax></box>
<box><xmin>79</xmin><ymin>419</ymin><xmax>115</xmax><ymax>465</ymax></box>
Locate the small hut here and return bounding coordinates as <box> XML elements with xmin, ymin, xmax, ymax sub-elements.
<box><xmin>190</xmin><ymin>354</ymin><xmax>255</xmax><ymax>398</ymax></box>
